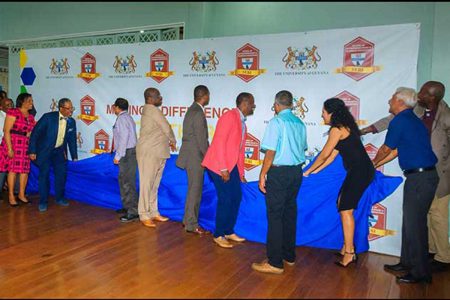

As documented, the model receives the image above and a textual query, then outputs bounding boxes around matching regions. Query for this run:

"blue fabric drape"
[27,153,402,253]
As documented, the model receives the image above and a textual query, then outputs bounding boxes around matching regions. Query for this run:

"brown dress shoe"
[251,261,284,274]
[225,233,245,242]
[186,227,210,235]
[141,219,156,228]
[213,236,233,248]
[152,215,169,222]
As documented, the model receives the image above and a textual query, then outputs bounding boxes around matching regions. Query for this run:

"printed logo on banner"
[113,55,137,74]
[364,143,384,173]
[49,98,57,112]
[47,58,73,79]
[305,147,320,165]
[334,91,367,126]
[276,46,328,76]
[183,50,225,78]
[90,129,110,154]
[335,36,382,81]
[282,46,322,70]
[77,53,100,83]
[77,95,99,126]
[244,133,261,171]
[189,51,219,72]
[369,203,396,241]
[146,49,174,83]
[292,97,309,119]
[229,43,266,82]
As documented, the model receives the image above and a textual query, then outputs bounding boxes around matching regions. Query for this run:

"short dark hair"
[114,97,129,111]
[194,85,209,101]
[0,90,7,99]
[0,97,13,107]
[16,93,32,108]
[58,98,71,108]
[144,87,160,104]
[275,90,293,107]
[236,92,253,107]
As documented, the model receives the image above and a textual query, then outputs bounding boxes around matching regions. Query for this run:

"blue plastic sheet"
[27,153,402,253]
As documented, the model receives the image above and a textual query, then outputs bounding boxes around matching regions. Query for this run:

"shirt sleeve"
[384,118,401,149]
[6,108,19,118]
[113,117,126,161]
[261,119,279,151]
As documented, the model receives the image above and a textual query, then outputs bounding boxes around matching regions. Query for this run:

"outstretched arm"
[311,149,339,174]
[374,147,397,168]
[304,127,341,176]
[372,144,393,168]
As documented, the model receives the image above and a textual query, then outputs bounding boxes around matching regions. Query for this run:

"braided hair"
[324,98,360,136]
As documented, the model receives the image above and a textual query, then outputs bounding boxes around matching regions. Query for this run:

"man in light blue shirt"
[252,90,307,275]
[112,97,139,223]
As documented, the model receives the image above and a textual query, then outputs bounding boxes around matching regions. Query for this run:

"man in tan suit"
[176,85,210,235]
[137,88,177,228]
[362,81,450,272]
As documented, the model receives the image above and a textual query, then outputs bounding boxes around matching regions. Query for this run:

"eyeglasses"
[61,106,75,112]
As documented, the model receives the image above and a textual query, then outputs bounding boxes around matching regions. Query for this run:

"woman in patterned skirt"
[0,93,36,206]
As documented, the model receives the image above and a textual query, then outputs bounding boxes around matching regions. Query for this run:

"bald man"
[136,88,177,228]
[362,81,450,273]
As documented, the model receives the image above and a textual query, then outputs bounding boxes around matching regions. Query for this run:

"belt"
[10,130,27,136]
[403,166,435,175]
[271,164,303,168]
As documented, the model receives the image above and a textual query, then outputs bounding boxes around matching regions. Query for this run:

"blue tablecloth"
[27,153,402,253]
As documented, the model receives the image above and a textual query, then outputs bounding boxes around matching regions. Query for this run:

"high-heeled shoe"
[17,197,31,204]
[8,196,19,207]
[334,251,358,267]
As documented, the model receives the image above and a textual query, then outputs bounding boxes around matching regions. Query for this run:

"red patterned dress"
[0,108,36,173]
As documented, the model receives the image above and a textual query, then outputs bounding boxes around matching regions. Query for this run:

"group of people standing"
[1,79,448,285]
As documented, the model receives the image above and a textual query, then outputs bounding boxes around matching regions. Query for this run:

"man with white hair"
[362,81,450,273]
[372,87,439,284]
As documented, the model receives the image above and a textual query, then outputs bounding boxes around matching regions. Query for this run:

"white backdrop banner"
[23,23,420,256]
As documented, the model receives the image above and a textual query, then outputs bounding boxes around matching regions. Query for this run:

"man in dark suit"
[28,98,78,212]
[176,85,210,235]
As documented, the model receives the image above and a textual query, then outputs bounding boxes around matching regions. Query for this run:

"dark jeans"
[38,147,67,204]
[118,148,138,215]
[401,169,439,278]
[265,164,303,269]
[208,167,242,238]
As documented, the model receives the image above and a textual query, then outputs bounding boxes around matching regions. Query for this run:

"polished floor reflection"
[0,195,449,299]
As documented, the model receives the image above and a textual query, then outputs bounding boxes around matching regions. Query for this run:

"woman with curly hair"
[304,98,375,267]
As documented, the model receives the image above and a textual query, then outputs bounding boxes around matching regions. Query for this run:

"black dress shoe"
[430,259,450,273]
[384,263,409,273]
[396,273,432,284]
[120,214,139,223]
[115,208,127,214]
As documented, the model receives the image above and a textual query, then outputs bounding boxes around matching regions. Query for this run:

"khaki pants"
[137,154,166,221]
[428,194,450,263]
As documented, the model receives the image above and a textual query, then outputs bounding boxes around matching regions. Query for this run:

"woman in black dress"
[304,98,375,267]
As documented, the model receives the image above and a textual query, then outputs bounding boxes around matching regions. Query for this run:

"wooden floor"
[0,195,449,299]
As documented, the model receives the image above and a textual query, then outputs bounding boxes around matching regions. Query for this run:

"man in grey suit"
[137,87,177,228]
[176,85,211,235]
[362,81,450,273]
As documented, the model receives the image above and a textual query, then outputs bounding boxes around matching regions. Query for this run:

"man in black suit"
[28,98,78,212]
[176,85,210,235]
